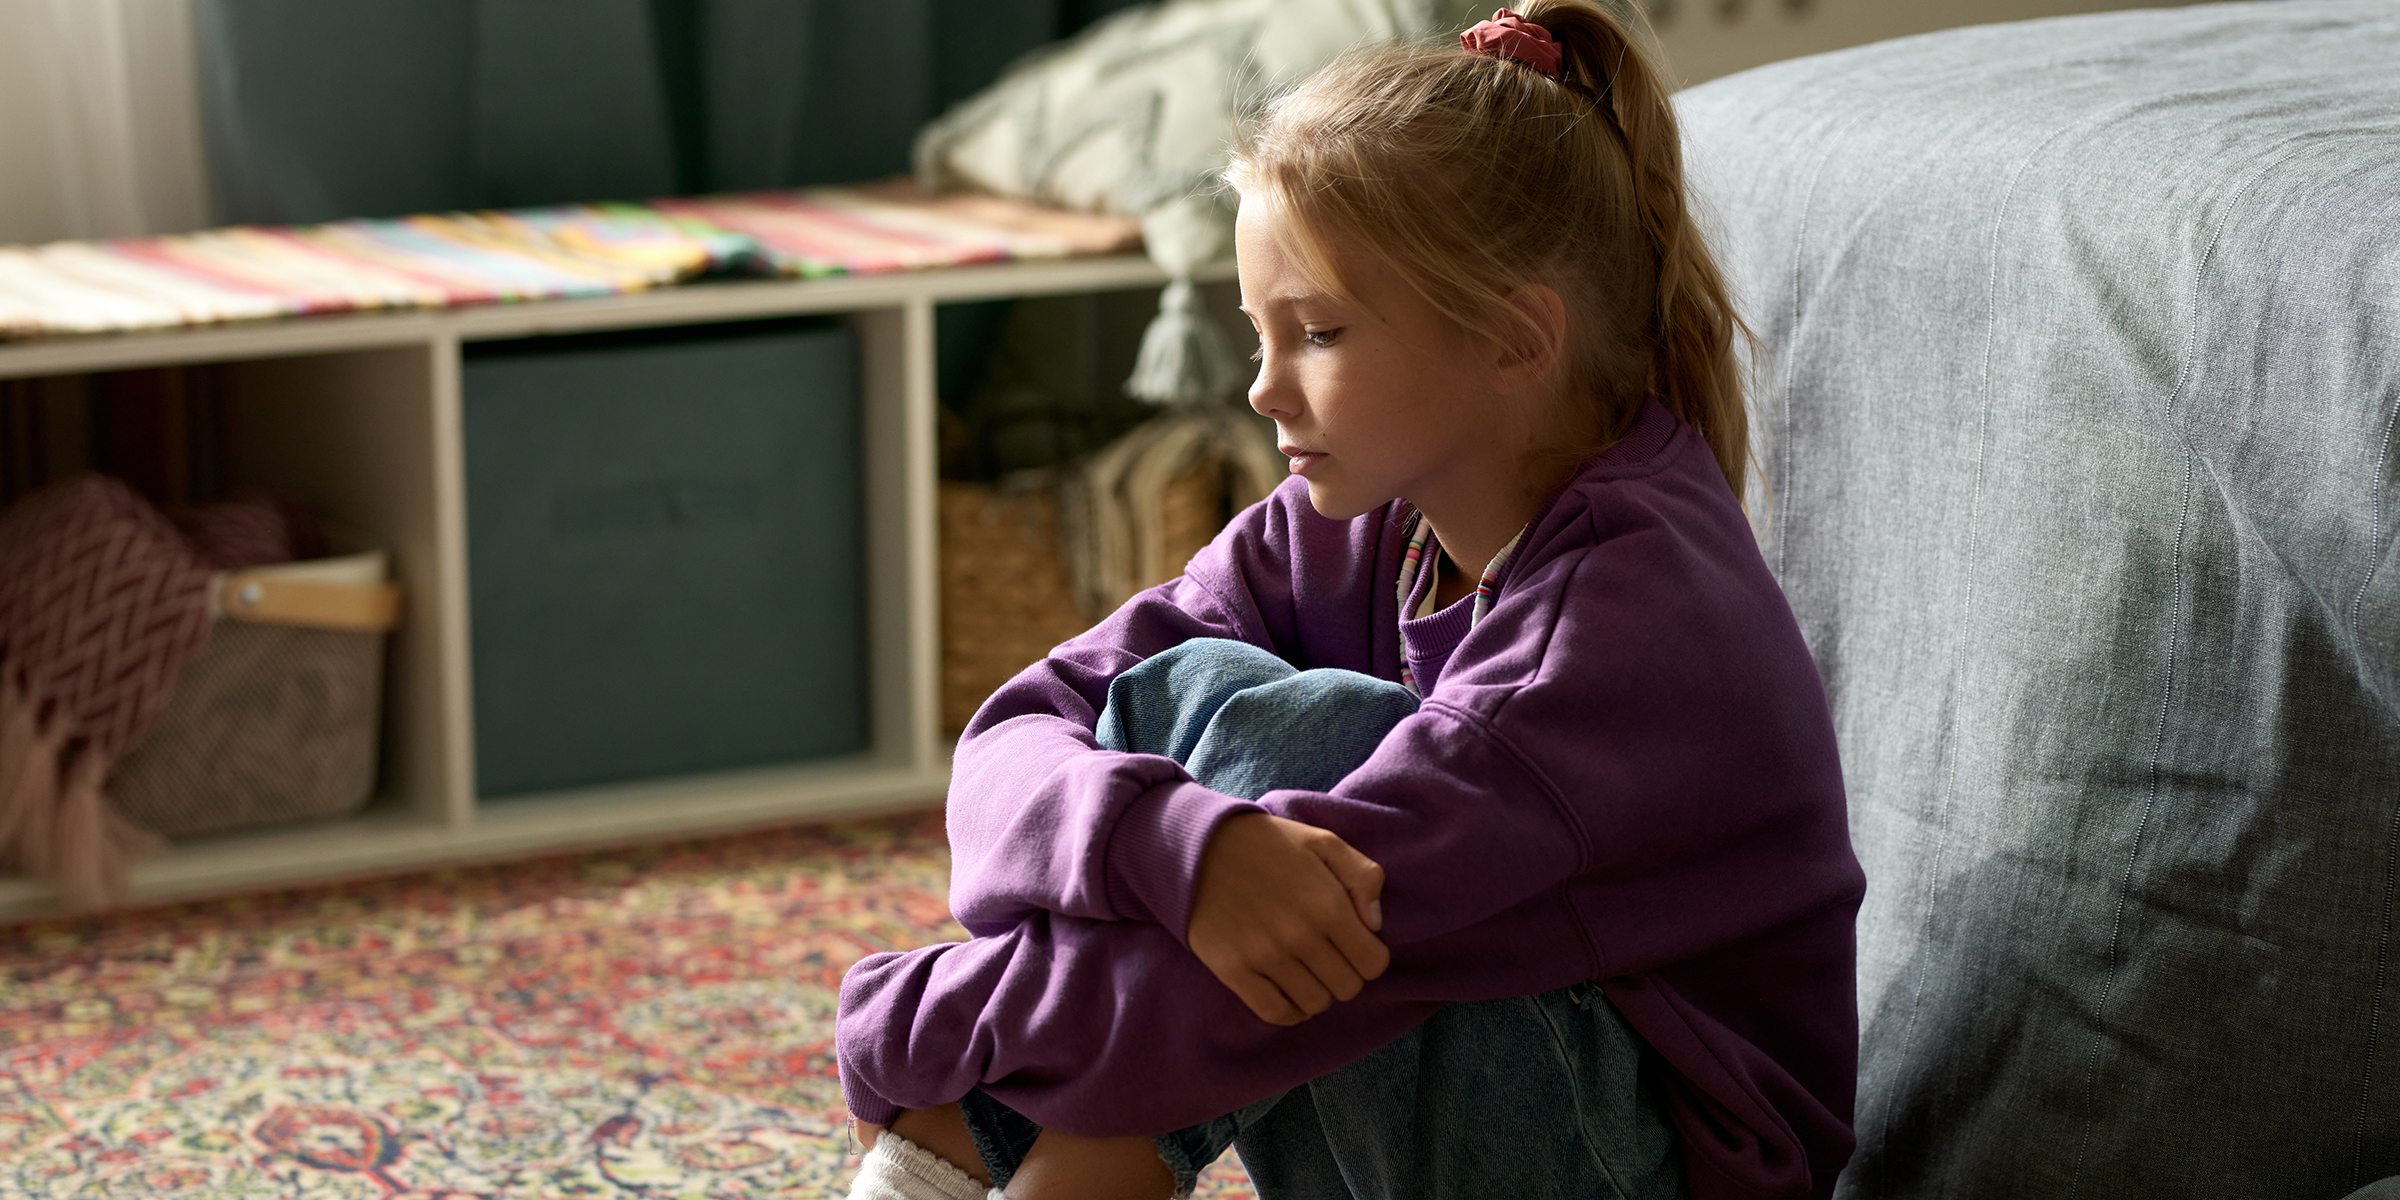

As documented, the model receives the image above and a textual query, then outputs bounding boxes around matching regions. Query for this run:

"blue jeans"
[960,639,1684,1199]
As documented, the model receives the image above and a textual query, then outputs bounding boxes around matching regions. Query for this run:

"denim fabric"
[1094,637,1420,801]
[1150,1091,1292,1197]
[1234,982,1682,1200]
[963,639,1682,1198]
[955,1088,1043,1191]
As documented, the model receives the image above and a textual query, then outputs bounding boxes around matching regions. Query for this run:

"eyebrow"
[1237,292,1333,319]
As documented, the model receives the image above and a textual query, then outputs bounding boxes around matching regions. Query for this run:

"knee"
[1217,668,1418,735]
[1182,669,1417,797]
[1130,638,1290,689]
[1099,638,1293,758]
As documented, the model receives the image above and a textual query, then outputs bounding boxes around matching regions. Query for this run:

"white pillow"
[916,0,1442,404]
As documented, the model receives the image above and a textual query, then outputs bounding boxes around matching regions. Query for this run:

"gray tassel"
[1124,278,1245,407]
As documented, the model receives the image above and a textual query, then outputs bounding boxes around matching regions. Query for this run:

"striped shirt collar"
[1394,509,1524,693]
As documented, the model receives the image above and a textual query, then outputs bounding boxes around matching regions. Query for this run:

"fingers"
[1263,957,1337,1020]
[1240,955,1342,1026]
[1228,969,1305,1025]
[1298,828,1391,981]
[1218,928,1348,1024]
[1305,831,1387,933]
[1327,906,1393,983]
[1221,920,1368,1024]
[1251,922,1376,1025]
[1187,813,1394,1026]
[1288,934,1365,1006]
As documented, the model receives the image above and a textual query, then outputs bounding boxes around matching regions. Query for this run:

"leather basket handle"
[219,573,404,632]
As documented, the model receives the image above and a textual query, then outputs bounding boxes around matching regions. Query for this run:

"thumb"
[1308,833,1385,933]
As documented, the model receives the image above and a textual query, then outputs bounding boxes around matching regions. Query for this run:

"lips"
[1279,446,1325,475]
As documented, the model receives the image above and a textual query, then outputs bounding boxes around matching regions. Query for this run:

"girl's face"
[1235,196,1524,524]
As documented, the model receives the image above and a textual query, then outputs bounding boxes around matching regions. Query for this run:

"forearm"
[834,879,1616,1138]
[838,909,1449,1137]
[943,574,1271,933]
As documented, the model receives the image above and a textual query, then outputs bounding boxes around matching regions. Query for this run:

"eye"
[1249,345,1263,363]
[1305,328,1342,348]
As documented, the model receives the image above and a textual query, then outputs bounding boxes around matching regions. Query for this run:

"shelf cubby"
[0,254,1229,916]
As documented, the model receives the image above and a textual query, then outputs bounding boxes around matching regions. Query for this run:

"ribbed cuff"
[1100,779,1263,940]
[845,1085,903,1129]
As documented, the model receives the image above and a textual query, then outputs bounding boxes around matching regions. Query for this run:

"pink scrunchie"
[1460,8,1563,79]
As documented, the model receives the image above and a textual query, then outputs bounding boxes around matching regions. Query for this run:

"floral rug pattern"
[0,814,1253,1199]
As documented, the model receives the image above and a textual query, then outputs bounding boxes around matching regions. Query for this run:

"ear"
[1492,283,1568,395]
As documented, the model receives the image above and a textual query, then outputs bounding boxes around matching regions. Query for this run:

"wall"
[0,0,2202,247]
[0,0,214,247]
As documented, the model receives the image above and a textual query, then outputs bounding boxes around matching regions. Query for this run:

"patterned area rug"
[0,813,1255,1199]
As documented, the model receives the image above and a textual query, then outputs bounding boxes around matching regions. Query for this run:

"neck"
[1415,379,1590,580]
[1417,458,1568,581]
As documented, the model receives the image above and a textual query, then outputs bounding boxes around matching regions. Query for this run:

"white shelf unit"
[0,253,1225,917]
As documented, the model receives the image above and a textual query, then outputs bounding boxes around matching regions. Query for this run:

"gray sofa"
[1676,2,2400,1195]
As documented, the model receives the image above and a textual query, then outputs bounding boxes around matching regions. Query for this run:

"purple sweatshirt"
[838,401,1863,1200]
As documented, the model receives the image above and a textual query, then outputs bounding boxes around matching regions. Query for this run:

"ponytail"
[1229,0,1751,496]
[1524,0,1751,495]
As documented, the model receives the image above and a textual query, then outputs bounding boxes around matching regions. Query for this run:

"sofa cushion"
[1678,2,2400,1194]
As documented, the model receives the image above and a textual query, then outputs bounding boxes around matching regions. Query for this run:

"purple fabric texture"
[837,401,1864,1199]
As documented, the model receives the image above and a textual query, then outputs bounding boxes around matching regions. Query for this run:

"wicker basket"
[110,552,401,839]
[939,457,1227,734]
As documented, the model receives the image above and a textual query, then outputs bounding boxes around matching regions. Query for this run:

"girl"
[839,4,1862,1198]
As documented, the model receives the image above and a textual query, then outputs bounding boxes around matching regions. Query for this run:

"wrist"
[1101,779,1264,937]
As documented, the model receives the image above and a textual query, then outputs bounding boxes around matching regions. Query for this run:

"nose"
[1249,345,1298,422]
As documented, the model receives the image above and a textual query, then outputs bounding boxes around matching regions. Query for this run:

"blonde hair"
[1223,0,1750,494]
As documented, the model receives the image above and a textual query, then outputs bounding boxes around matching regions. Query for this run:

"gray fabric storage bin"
[1679,2,2399,1195]
[463,318,864,799]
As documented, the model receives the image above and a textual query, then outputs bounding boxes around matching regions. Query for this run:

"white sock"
[845,1131,992,1200]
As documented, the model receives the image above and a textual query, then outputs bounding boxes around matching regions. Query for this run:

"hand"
[1186,813,1390,1025]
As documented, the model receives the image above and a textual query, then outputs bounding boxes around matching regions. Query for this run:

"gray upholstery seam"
[2064,123,2293,1199]
[2125,134,2394,668]
[1774,148,1832,581]
[2353,400,2397,638]
[2360,796,2400,1186]
[2360,340,2400,1186]
[2065,449,2189,1196]
[1874,114,2095,1197]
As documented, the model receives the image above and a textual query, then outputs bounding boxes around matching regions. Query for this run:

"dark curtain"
[197,0,1149,225]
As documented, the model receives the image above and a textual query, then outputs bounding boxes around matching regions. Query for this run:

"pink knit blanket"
[0,475,299,905]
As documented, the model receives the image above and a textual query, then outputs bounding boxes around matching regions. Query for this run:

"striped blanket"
[0,183,1142,339]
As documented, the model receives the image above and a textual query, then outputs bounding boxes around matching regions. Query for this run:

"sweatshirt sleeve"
[837,909,1437,1133]
[841,701,1599,1135]
[942,573,1265,938]
[941,493,1324,939]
